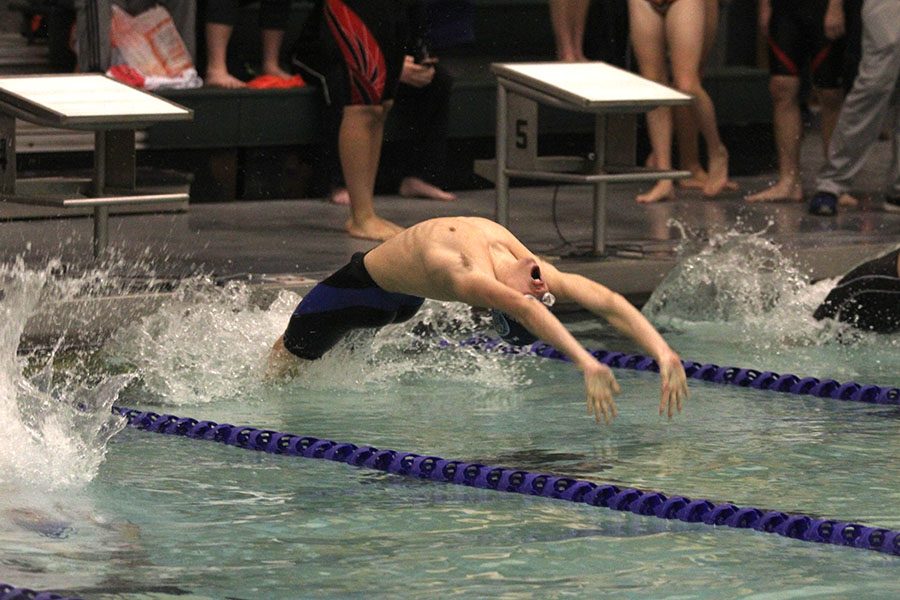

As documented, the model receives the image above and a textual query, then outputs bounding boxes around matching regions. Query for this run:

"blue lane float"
[457,336,900,405]
[0,583,80,600]
[112,406,900,557]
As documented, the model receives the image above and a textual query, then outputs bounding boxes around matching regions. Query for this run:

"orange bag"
[110,5,193,78]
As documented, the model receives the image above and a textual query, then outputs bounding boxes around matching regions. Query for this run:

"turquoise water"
[1,237,899,598]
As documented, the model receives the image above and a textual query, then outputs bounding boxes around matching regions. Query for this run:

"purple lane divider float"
[112,406,900,557]
[0,583,81,600]
[457,336,900,405]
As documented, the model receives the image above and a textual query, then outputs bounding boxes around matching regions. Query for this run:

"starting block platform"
[0,74,193,256]
[474,62,692,255]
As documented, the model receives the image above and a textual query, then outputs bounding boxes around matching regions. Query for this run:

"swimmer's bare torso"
[363,216,545,305]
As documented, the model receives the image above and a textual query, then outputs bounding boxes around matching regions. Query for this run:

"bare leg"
[675,0,718,188]
[205,23,246,88]
[667,0,729,197]
[747,75,804,202]
[266,336,299,379]
[550,0,590,61]
[261,28,292,78]
[628,0,675,202]
[340,103,404,241]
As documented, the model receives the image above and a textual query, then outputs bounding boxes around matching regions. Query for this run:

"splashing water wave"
[640,227,898,381]
[105,281,526,405]
[0,259,127,490]
[643,227,811,324]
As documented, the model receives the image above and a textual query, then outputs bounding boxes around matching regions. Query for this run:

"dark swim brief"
[813,248,900,333]
[646,0,679,16]
[283,252,425,359]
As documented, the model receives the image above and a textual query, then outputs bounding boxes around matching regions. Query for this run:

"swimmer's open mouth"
[531,266,541,280]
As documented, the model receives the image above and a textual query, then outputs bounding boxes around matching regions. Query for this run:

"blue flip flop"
[809,191,838,216]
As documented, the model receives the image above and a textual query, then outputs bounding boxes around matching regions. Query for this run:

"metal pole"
[495,82,509,226]
[85,0,103,72]
[592,115,608,255]
[93,205,108,258]
[0,113,16,196]
[93,130,107,257]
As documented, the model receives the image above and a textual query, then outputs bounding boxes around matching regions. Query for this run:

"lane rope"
[111,405,900,557]
[457,336,900,405]
[0,583,81,600]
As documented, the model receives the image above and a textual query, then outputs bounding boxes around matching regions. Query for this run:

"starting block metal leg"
[93,205,108,257]
[496,84,540,227]
[495,83,509,226]
[91,129,136,257]
[592,182,607,255]
[592,115,608,255]
[0,113,14,196]
[104,129,136,190]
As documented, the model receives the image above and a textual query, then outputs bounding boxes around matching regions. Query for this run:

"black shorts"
[768,0,847,89]
[283,252,425,359]
[322,0,407,105]
[813,249,900,333]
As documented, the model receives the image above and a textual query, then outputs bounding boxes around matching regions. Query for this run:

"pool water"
[1,236,898,599]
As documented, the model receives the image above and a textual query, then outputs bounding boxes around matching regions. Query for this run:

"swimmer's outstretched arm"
[452,271,621,425]
[540,264,688,419]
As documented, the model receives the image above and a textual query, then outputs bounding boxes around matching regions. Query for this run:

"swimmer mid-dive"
[269,216,688,425]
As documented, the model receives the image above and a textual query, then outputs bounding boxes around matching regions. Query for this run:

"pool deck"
[1,131,898,345]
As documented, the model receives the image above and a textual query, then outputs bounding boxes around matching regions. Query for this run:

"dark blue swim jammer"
[283,252,425,359]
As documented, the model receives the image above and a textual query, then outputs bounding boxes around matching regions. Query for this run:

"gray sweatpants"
[816,0,900,198]
[75,0,196,73]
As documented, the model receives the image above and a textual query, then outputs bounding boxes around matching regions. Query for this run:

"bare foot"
[669,166,739,192]
[398,176,456,201]
[345,216,405,241]
[746,179,803,203]
[702,145,730,197]
[838,193,859,207]
[678,168,707,189]
[264,65,294,79]
[329,187,350,206]
[637,180,675,203]
[205,69,247,89]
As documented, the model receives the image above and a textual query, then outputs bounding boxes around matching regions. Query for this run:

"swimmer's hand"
[583,362,620,425]
[657,351,688,419]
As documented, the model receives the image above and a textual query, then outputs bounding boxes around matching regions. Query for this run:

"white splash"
[103,279,291,405]
[0,259,127,490]
[105,284,526,404]
[643,226,811,324]
[640,227,899,380]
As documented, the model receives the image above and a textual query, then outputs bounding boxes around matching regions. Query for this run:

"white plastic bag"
[110,5,194,78]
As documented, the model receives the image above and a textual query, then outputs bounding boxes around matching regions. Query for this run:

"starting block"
[0,74,193,257]
[474,62,692,255]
